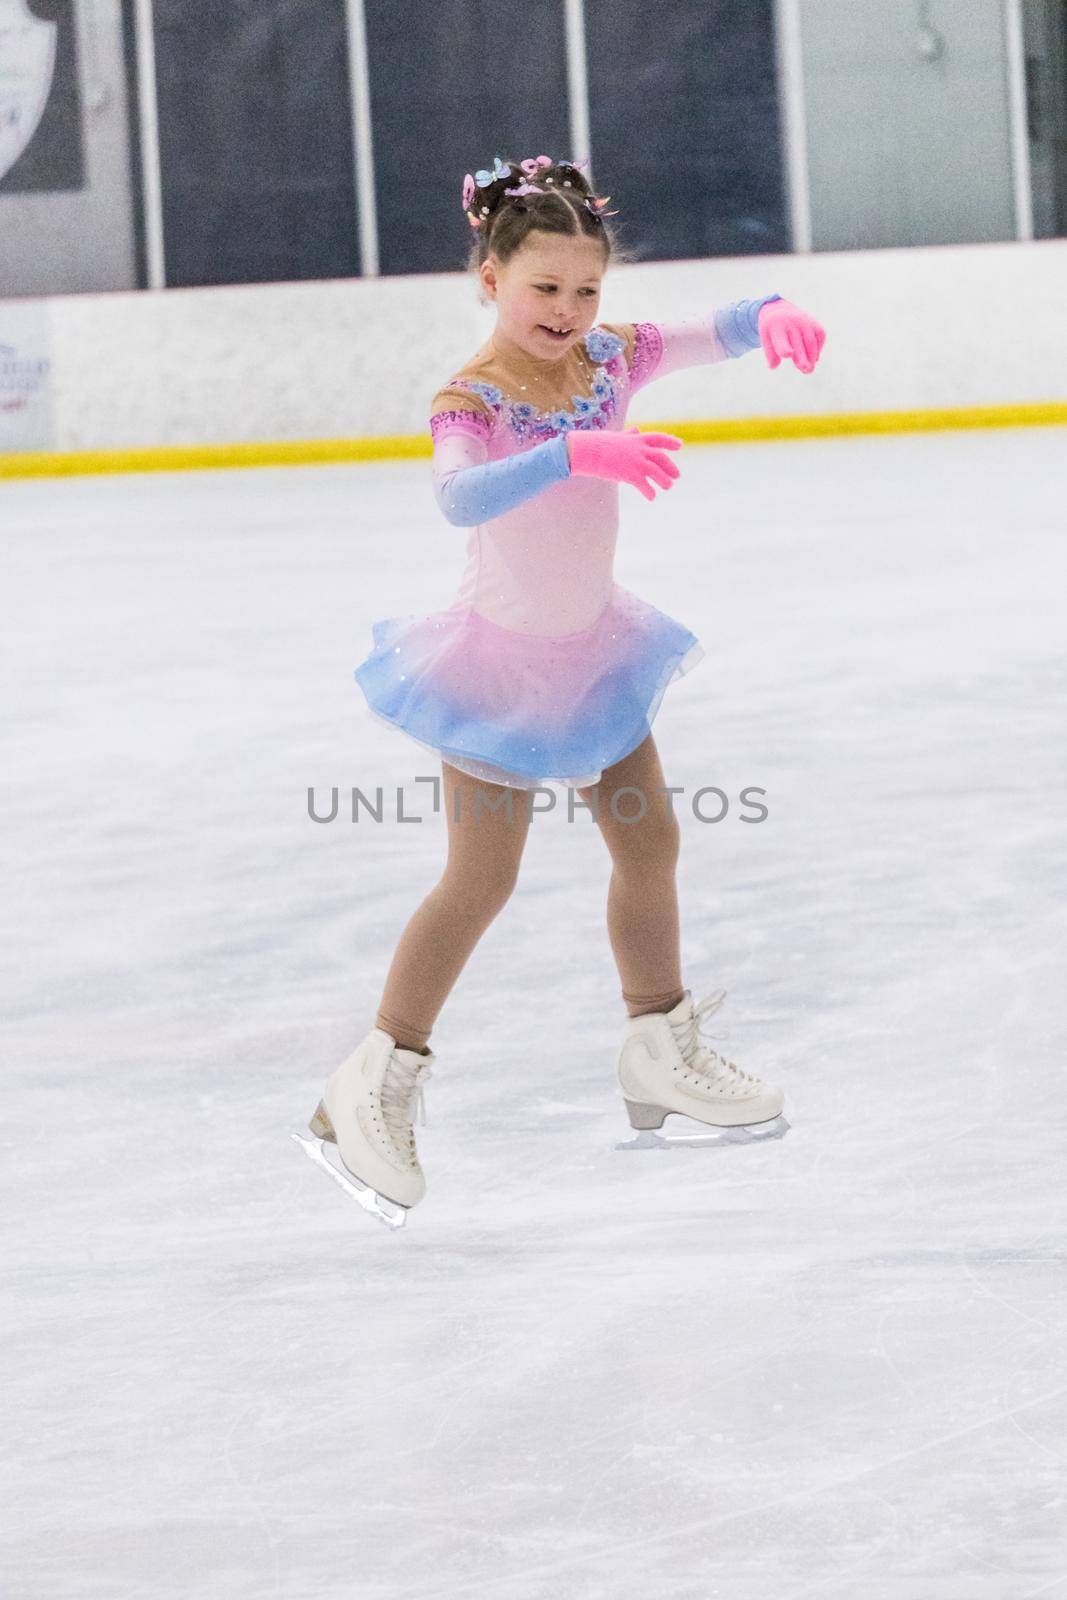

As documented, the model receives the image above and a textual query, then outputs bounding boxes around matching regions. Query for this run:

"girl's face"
[481,232,606,362]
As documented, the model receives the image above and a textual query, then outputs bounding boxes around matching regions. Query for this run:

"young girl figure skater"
[296,153,826,1228]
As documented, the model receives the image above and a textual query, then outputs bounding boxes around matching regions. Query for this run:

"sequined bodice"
[445,326,628,445]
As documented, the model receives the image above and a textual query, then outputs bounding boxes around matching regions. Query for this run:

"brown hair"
[463,157,638,294]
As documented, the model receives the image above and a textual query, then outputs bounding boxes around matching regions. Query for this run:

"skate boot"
[617,988,784,1131]
[292,1027,435,1229]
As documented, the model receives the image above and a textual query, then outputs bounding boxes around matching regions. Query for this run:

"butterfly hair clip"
[474,155,511,187]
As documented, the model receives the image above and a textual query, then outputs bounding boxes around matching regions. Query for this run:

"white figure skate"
[617,988,786,1143]
[291,1026,435,1229]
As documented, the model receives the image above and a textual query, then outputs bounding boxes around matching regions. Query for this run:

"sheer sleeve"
[621,296,782,395]
[429,413,571,528]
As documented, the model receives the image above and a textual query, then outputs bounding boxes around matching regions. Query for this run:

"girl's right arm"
[429,384,684,523]
[430,412,571,528]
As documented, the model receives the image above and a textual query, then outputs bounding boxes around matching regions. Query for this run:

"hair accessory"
[474,155,510,187]
[585,193,619,219]
[462,153,618,229]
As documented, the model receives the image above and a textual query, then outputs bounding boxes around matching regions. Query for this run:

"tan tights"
[374,732,686,1053]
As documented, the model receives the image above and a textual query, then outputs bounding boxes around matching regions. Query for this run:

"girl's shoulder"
[432,338,505,396]
[591,321,667,389]
[429,351,498,439]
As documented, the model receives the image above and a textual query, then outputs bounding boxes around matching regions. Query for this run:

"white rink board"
[0,238,1065,452]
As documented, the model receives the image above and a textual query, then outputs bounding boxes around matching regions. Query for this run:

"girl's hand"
[757,299,826,374]
[567,425,682,502]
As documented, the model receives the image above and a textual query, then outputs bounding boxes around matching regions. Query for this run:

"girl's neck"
[489,324,580,374]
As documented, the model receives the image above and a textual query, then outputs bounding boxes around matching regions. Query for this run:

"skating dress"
[353,298,779,789]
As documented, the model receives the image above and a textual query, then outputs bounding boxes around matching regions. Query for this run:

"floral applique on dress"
[449,327,627,445]
[583,328,627,365]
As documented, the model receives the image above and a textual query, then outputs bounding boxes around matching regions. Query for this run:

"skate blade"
[290,1132,408,1229]
[615,1112,790,1152]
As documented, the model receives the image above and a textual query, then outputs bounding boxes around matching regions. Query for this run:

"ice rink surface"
[3,427,1066,1599]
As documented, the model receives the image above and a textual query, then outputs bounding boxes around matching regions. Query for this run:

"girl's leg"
[576,732,686,1019]
[374,761,533,1051]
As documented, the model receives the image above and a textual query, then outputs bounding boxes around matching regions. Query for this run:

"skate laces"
[673,991,760,1086]
[379,1053,433,1165]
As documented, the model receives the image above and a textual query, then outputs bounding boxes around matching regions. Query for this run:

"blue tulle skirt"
[353,582,705,789]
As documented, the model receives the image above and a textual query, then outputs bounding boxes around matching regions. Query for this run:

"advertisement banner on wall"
[0,300,54,451]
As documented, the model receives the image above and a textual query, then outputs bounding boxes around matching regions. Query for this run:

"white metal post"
[132,0,165,287]
[774,0,812,253]
[344,0,378,276]
[1004,0,1034,241]
[563,0,593,186]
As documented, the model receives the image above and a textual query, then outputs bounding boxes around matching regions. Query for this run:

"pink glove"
[757,299,827,374]
[567,425,682,501]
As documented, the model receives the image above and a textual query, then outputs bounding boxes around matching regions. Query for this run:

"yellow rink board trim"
[2,401,1066,480]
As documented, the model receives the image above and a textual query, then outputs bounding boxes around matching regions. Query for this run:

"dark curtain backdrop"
[145,0,785,286]
[365,0,573,275]
[152,0,360,287]
[585,0,788,259]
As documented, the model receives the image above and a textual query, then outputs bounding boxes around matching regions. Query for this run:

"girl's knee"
[653,810,682,869]
[611,804,680,872]
[438,862,520,921]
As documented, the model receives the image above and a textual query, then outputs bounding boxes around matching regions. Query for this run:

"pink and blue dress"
[353,298,779,789]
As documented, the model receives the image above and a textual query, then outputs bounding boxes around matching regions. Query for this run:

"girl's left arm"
[606,296,826,396]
